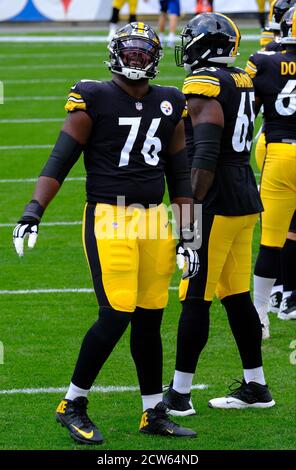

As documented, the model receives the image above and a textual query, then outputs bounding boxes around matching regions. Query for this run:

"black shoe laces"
[155,406,180,429]
[73,400,94,428]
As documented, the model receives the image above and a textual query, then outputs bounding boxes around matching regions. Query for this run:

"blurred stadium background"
[0,0,295,453]
[0,1,272,22]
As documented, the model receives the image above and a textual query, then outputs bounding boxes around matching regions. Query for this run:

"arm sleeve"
[165,148,193,200]
[192,123,223,172]
[40,131,83,184]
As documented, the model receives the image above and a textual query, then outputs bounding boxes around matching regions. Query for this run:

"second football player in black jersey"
[163,12,275,415]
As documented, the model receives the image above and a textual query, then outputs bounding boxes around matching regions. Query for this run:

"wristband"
[19,199,44,223]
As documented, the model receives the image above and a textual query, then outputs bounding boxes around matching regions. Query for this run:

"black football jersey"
[246,50,296,144]
[65,80,186,206]
[264,39,282,53]
[183,66,263,216]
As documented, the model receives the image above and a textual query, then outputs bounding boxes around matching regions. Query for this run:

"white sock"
[108,23,117,40]
[173,370,194,394]
[254,275,276,313]
[271,284,283,295]
[142,393,163,411]
[159,33,165,44]
[282,290,292,300]
[65,382,90,401]
[167,32,175,43]
[244,367,266,385]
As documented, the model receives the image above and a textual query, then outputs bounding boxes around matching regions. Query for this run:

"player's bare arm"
[189,96,224,203]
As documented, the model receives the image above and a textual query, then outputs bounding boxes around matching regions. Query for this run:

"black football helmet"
[106,22,163,80]
[175,12,241,72]
[269,0,296,31]
[280,5,296,43]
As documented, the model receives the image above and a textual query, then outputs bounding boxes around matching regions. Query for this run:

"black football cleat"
[208,379,275,409]
[269,290,282,313]
[56,397,104,445]
[139,402,197,438]
[163,382,196,416]
[278,292,296,320]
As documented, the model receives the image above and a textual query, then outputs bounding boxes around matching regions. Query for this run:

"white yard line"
[4,78,72,84]
[0,221,82,228]
[0,118,64,123]
[0,383,208,395]
[0,63,97,70]
[4,96,65,101]
[0,177,84,183]
[0,286,179,294]
[0,34,259,43]
[3,76,180,85]
[0,36,109,43]
[0,144,52,150]
[0,52,103,59]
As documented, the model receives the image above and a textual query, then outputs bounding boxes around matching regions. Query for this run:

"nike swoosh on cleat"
[165,428,174,434]
[71,424,94,439]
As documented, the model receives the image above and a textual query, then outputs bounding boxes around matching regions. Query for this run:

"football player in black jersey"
[247,1,296,335]
[246,7,296,337]
[163,12,275,415]
[13,22,199,443]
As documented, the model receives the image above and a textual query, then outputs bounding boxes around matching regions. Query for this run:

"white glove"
[176,242,200,279]
[13,222,39,257]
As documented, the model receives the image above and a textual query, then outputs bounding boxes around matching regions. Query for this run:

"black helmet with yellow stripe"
[175,12,241,73]
[107,22,163,80]
[269,0,296,31]
[280,5,296,43]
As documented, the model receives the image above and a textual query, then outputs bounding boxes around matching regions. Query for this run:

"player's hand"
[13,219,39,257]
[176,242,200,279]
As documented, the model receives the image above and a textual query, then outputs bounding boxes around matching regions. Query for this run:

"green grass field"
[0,27,295,451]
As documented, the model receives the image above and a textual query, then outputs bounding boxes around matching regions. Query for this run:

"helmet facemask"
[107,24,163,80]
[176,29,238,73]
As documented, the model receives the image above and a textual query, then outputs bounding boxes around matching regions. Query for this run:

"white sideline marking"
[0,287,179,295]
[0,177,84,183]
[0,221,82,228]
[0,384,208,395]
[0,34,259,43]
[0,118,64,123]
[0,144,52,150]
